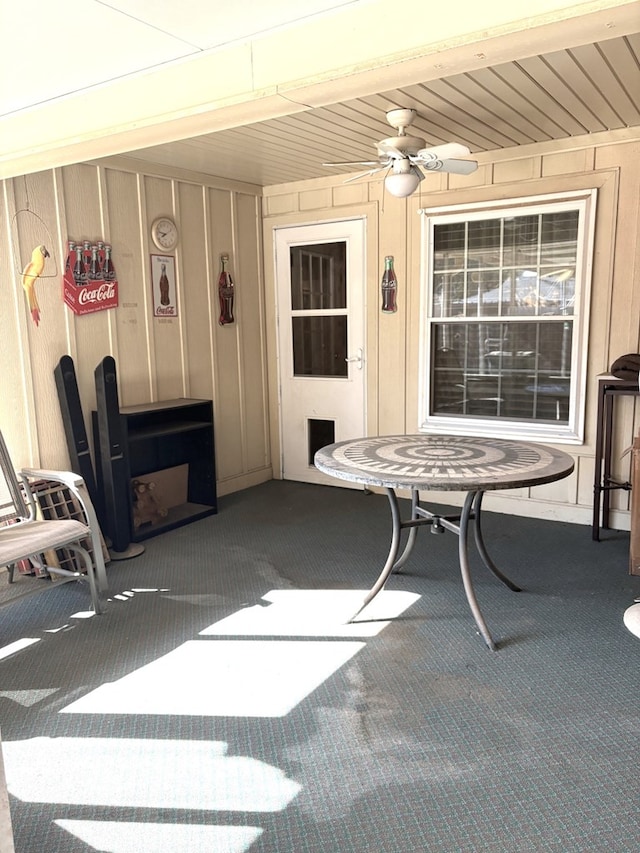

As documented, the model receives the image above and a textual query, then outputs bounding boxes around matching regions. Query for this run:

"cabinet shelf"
[127,421,211,442]
[132,501,216,542]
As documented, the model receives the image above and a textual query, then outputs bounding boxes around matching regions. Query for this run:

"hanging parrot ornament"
[21,244,50,326]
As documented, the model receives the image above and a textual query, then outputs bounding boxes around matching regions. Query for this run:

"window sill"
[420,416,584,446]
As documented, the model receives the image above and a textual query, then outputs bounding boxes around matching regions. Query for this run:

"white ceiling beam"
[1,0,638,179]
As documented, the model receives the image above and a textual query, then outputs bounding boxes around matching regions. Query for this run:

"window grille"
[420,190,596,443]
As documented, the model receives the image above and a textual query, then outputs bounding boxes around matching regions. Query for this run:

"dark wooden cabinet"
[94,398,217,544]
[122,398,217,541]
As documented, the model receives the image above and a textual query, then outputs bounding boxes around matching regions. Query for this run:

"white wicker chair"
[0,431,107,614]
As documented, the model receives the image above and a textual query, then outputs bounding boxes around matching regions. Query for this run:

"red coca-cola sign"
[62,239,119,316]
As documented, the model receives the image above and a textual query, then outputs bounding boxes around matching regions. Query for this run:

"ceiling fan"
[324,108,478,198]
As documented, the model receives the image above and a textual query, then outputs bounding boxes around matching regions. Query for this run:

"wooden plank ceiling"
[122,33,640,187]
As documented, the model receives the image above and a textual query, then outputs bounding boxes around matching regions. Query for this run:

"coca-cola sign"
[150,254,177,317]
[63,238,119,316]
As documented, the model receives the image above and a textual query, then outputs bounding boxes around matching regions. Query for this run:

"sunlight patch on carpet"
[200,589,420,637]
[55,821,262,853]
[5,738,300,811]
[59,640,365,717]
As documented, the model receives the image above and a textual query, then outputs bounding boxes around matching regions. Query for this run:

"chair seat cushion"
[0,519,90,567]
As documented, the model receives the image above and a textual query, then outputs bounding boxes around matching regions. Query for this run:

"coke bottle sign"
[62,239,119,315]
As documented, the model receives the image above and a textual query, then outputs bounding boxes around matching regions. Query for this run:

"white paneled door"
[275,219,366,485]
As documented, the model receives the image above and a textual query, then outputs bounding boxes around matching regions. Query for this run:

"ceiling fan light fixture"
[385,169,421,198]
[323,108,477,195]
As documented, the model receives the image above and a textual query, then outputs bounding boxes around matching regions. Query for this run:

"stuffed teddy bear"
[132,479,168,529]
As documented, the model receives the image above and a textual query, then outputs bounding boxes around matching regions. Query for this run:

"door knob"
[345,347,363,369]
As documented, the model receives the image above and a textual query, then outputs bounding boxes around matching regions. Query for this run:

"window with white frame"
[420,190,597,443]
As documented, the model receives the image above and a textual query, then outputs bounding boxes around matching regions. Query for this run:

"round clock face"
[151,217,178,251]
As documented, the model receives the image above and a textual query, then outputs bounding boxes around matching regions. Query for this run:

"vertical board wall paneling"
[595,142,640,360]
[593,143,640,513]
[208,187,244,481]
[0,179,39,467]
[104,167,153,407]
[145,175,185,402]
[235,192,270,473]
[376,190,409,435]
[16,170,73,468]
[178,181,214,404]
[61,164,113,424]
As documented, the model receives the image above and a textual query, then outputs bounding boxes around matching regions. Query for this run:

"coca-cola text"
[78,282,116,305]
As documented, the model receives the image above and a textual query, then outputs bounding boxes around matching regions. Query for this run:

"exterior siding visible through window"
[419,190,597,444]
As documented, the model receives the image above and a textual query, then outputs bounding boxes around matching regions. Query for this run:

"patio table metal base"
[314,434,575,651]
[351,488,521,650]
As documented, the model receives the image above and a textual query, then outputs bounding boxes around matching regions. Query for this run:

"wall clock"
[150,217,179,251]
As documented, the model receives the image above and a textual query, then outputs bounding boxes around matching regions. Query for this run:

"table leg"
[350,488,515,648]
[459,492,497,651]
[393,489,420,571]
[350,487,404,619]
[472,492,521,591]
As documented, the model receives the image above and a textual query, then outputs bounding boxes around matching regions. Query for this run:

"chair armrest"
[21,468,84,489]
[20,469,100,543]
[19,467,110,587]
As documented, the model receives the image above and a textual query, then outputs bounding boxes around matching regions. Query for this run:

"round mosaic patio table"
[315,435,574,650]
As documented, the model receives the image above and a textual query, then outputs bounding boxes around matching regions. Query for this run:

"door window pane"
[290,243,346,310]
[292,317,348,377]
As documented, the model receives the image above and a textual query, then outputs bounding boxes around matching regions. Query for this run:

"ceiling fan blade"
[343,166,387,183]
[376,142,407,160]
[422,158,479,175]
[416,143,472,161]
[323,160,382,167]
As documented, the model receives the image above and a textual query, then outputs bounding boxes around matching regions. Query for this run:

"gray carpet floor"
[0,480,638,853]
